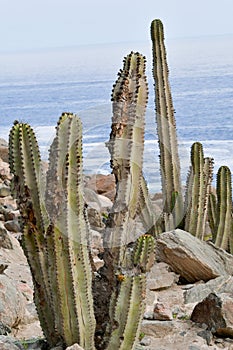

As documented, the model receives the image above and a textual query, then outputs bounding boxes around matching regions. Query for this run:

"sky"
[0,0,233,52]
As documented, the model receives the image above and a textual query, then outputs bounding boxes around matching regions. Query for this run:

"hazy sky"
[0,0,233,52]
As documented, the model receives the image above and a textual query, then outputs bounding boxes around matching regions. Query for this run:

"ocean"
[0,35,233,193]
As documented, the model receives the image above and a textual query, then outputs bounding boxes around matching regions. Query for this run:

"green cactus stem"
[184,142,214,240]
[214,166,233,251]
[151,19,183,228]
[9,114,96,349]
[106,235,155,350]
[9,122,60,346]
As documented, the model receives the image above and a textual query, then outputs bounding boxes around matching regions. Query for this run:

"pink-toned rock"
[147,262,179,291]
[153,302,173,321]
[85,174,116,201]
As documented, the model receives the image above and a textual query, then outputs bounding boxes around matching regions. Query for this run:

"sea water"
[0,36,232,193]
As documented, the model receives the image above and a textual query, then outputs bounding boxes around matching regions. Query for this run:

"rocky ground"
[0,138,233,350]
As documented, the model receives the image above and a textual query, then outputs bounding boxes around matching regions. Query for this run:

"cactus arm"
[184,142,213,239]
[105,52,148,265]
[214,166,233,250]
[106,275,146,350]
[45,114,96,349]
[8,123,59,346]
[106,235,155,350]
[208,191,217,239]
[137,176,157,236]
[150,19,183,226]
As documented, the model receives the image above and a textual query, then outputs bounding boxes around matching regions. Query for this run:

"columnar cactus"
[106,51,152,265]
[213,166,233,251]
[151,19,183,228]
[184,142,214,239]
[9,115,96,349]
[99,52,155,349]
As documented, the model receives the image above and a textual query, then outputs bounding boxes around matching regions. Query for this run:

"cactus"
[214,166,233,251]
[97,51,155,349]
[105,235,155,350]
[151,19,183,228]
[9,54,155,350]
[105,51,150,265]
[184,142,214,239]
[9,114,96,349]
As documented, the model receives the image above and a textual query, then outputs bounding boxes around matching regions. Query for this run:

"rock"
[0,139,9,163]
[0,322,11,336]
[87,207,105,230]
[191,292,233,337]
[93,256,104,270]
[147,262,179,291]
[184,275,233,304]
[90,230,103,251]
[156,229,233,283]
[85,173,116,201]
[0,207,19,221]
[0,274,26,328]
[97,194,112,211]
[66,344,85,350]
[0,196,17,210]
[0,160,11,181]
[0,222,13,249]
[141,320,176,338]
[0,186,11,198]
[0,263,8,274]
[153,302,173,320]
[4,220,21,233]
[0,340,19,350]
[139,335,151,346]
[140,320,224,349]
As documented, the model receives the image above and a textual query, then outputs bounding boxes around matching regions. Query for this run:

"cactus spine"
[151,19,183,228]
[184,142,214,239]
[9,114,96,349]
[214,166,233,251]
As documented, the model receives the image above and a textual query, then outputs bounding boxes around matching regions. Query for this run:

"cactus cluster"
[8,18,233,350]
[9,53,155,350]
[150,19,233,250]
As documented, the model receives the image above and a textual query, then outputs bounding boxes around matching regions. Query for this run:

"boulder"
[191,292,233,338]
[185,275,233,304]
[156,229,233,283]
[85,173,116,201]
